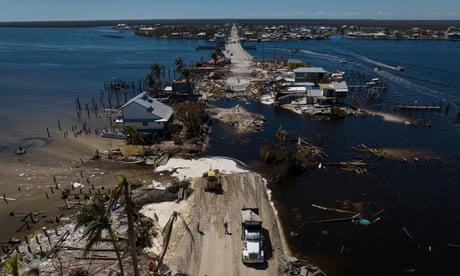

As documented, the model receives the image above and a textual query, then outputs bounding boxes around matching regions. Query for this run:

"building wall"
[124,121,165,131]
[121,103,165,131]
[295,72,325,82]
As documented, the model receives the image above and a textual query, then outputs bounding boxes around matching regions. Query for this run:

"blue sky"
[1,0,459,21]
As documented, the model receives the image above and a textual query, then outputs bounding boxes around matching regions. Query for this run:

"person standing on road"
[224,221,230,235]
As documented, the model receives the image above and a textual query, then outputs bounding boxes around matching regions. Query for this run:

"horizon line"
[0,18,459,29]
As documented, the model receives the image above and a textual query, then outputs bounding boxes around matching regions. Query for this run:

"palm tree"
[156,211,195,273]
[123,125,145,145]
[151,64,162,84]
[111,175,140,276]
[175,57,184,79]
[4,254,20,276]
[211,52,218,64]
[75,195,125,276]
[146,73,155,92]
[182,68,193,94]
[148,63,163,93]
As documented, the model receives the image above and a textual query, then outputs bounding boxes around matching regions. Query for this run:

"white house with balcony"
[118,91,173,132]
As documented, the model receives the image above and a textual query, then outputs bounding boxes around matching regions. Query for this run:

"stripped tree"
[75,195,125,276]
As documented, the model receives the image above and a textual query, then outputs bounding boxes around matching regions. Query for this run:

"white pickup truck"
[241,208,265,264]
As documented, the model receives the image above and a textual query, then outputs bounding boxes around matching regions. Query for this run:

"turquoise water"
[1,26,460,274]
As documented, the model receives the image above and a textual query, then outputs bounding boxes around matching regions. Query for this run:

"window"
[143,122,148,126]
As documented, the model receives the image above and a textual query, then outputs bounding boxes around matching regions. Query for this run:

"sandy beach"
[0,128,150,244]
[0,124,293,275]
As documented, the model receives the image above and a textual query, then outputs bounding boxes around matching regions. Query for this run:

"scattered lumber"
[311,204,358,215]
[307,213,360,224]
[447,243,460,249]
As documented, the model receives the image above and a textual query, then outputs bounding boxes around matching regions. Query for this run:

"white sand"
[140,200,191,257]
[140,156,248,257]
[155,156,248,181]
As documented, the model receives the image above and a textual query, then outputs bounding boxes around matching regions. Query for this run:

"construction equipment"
[241,208,265,264]
[204,169,222,193]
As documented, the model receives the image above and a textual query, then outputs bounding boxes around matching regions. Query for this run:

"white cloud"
[315,11,329,16]
[428,10,460,17]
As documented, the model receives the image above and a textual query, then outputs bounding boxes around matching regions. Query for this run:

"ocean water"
[1,26,460,275]
[0,26,212,147]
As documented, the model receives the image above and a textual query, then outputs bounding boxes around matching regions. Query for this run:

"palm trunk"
[124,182,140,276]
[109,228,125,276]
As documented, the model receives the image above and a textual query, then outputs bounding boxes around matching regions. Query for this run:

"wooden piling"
[46,128,50,138]
[448,243,460,249]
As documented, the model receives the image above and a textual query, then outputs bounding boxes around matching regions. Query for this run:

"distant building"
[287,59,303,69]
[172,79,193,93]
[294,67,327,83]
[118,92,173,132]
[215,32,226,51]
[196,32,207,39]
[444,32,460,40]
[320,81,349,99]
[280,68,349,106]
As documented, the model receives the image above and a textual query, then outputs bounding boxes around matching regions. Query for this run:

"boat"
[395,66,405,72]
[331,70,345,81]
[15,146,26,155]
[339,58,348,64]
[100,130,126,140]
[314,103,331,108]
[260,93,276,105]
[113,23,130,30]
[366,78,383,87]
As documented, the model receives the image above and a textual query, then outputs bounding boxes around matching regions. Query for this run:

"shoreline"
[0,78,308,274]
[0,129,295,274]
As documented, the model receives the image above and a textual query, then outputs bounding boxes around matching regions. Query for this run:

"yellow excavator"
[205,169,222,193]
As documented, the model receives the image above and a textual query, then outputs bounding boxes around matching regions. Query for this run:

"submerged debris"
[280,256,327,276]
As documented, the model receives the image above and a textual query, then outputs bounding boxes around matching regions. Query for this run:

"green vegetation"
[4,254,20,276]
[123,125,147,145]
[146,63,163,93]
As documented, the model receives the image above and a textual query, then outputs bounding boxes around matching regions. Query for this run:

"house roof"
[308,89,323,97]
[294,67,327,74]
[331,81,349,92]
[121,91,173,121]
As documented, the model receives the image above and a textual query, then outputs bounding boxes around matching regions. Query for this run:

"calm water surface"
[1,27,460,275]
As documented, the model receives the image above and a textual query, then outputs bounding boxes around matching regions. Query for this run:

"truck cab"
[241,208,264,264]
